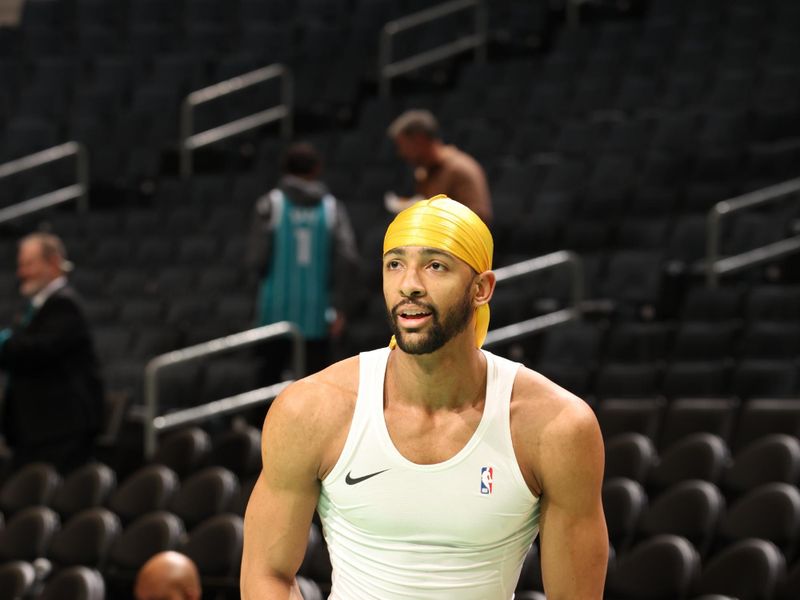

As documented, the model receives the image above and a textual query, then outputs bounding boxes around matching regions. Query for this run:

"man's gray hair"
[387,109,440,139]
[21,232,74,272]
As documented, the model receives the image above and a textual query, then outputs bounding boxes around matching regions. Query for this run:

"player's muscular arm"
[536,399,608,599]
[512,372,608,600]
[241,382,326,600]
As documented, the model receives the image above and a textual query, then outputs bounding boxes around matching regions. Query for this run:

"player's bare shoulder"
[509,364,601,494]
[263,356,360,478]
[511,365,595,428]
[268,355,359,431]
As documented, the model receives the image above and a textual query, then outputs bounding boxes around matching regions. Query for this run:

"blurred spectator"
[0,233,104,474]
[135,551,201,600]
[386,109,493,225]
[247,142,361,378]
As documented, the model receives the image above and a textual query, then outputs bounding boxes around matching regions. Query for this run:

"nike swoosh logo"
[345,468,390,485]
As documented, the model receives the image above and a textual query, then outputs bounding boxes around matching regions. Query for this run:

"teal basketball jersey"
[257,191,334,339]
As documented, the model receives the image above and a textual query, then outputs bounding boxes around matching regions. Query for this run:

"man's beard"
[387,290,474,355]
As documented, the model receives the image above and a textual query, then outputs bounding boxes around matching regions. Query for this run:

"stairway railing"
[179,63,293,178]
[379,0,487,97]
[0,142,89,224]
[705,176,800,287]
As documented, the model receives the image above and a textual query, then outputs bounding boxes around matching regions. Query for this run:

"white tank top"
[317,347,540,599]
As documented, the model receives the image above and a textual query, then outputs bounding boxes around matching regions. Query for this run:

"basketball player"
[241,196,608,599]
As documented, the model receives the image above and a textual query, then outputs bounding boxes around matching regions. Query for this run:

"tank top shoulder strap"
[323,347,391,484]
[483,350,520,411]
[481,350,523,451]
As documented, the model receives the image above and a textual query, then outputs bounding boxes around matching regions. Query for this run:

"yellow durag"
[383,194,494,348]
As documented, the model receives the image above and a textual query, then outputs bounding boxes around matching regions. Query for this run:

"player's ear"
[473,270,496,307]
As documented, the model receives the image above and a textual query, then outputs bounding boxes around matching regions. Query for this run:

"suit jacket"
[0,285,105,446]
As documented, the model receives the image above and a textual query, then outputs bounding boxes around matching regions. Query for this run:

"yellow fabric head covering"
[383,194,494,348]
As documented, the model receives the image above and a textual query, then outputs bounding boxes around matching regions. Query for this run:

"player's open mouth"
[397,308,433,324]
[400,311,431,319]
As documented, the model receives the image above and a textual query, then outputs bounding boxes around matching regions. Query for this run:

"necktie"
[21,302,35,327]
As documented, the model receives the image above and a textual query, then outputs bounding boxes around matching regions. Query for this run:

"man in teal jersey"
[248,142,360,378]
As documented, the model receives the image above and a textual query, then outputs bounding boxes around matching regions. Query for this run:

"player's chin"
[395,332,442,355]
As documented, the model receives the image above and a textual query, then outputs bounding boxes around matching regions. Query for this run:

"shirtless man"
[385,110,493,226]
[241,196,607,599]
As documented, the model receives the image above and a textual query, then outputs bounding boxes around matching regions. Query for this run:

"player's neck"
[386,336,486,411]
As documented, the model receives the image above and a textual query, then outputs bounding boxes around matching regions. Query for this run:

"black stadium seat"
[658,397,740,451]
[594,364,661,399]
[722,434,800,500]
[182,514,244,594]
[636,480,725,559]
[731,360,798,400]
[152,427,212,480]
[0,560,36,600]
[106,465,179,526]
[731,399,800,453]
[168,467,239,530]
[47,507,122,571]
[661,361,731,400]
[602,477,647,554]
[38,566,106,600]
[51,462,117,521]
[210,425,262,480]
[0,462,61,518]
[605,534,700,600]
[596,397,666,441]
[715,483,800,562]
[605,432,657,483]
[104,511,185,595]
[0,506,60,563]
[693,539,786,600]
[648,433,730,493]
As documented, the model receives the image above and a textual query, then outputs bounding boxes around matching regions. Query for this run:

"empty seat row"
[0,507,245,600]
[519,526,800,600]
[606,431,800,499]
[1,424,262,514]
[533,318,800,366]
[603,478,800,586]
[596,397,800,452]
[539,358,800,402]
[0,462,245,530]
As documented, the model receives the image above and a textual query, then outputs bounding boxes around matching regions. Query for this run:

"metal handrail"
[379,0,487,97]
[143,321,305,458]
[179,63,293,178]
[0,142,89,224]
[484,250,584,348]
[705,176,800,287]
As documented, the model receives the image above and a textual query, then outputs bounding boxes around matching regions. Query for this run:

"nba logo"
[480,466,493,495]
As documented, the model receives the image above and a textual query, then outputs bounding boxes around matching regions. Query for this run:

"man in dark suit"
[0,232,104,473]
